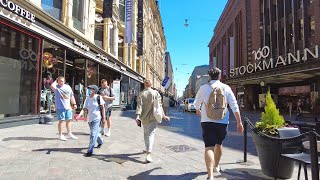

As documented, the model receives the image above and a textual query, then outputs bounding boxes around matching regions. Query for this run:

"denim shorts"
[56,109,73,121]
[106,107,112,118]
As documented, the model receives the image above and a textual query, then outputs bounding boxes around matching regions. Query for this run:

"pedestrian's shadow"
[32,147,146,164]
[2,137,57,141]
[127,167,207,180]
[216,168,272,180]
[94,152,146,164]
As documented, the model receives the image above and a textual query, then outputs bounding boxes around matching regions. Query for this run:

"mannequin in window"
[78,79,84,109]
[43,73,54,111]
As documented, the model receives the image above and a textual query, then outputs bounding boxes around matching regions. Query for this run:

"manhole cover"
[166,145,197,152]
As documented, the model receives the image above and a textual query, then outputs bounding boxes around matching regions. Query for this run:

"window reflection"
[0,22,40,117]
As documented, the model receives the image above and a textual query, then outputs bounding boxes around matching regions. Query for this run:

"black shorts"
[201,122,227,147]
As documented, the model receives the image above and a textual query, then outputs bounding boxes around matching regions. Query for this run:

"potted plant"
[252,90,295,179]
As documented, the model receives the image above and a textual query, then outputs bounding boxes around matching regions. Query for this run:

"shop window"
[118,36,124,62]
[94,13,103,48]
[41,0,62,20]
[119,0,125,22]
[72,0,84,32]
[0,22,41,117]
[87,60,98,86]
[41,40,65,113]
[309,16,315,37]
[64,50,86,110]
[287,0,292,14]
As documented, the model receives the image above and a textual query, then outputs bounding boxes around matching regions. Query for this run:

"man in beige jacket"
[136,79,170,163]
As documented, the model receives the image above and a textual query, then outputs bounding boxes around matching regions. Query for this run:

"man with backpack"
[75,85,106,157]
[194,67,243,180]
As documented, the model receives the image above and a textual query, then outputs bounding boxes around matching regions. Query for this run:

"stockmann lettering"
[230,45,319,77]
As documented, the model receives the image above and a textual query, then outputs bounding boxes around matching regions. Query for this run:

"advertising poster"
[113,80,121,106]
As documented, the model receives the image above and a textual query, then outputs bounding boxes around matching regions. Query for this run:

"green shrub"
[256,90,285,136]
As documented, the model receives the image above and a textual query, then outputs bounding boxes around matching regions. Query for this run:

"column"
[66,0,73,28]
[103,18,110,52]
[62,0,68,24]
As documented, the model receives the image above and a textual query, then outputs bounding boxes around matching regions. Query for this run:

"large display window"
[41,40,65,113]
[0,21,41,118]
[65,50,86,110]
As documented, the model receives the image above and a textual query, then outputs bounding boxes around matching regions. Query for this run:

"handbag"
[153,90,163,123]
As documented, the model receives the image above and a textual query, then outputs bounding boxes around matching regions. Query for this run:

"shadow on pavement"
[127,167,207,180]
[218,168,272,180]
[32,147,146,164]
[2,137,57,141]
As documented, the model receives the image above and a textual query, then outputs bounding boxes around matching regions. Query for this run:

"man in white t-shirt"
[194,67,243,180]
[76,85,106,157]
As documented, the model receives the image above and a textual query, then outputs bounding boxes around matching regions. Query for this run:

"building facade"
[185,65,209,98]
[165,52,174,96]
[144,0,166,91]
[195,74,210,94]
[0,0,166,122]
[209,0,320,112]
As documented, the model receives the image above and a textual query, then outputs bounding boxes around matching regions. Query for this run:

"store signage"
[125,0,133,43]
[0,0,36,22]
[137,0,143,56]
[103,0,113,18]
[112,80,121,106]
[96,54,108,62]
[74,39,89,51]
[230,45,319,77]
[120,66,126,71]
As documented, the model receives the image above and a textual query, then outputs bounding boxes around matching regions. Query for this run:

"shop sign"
[120,66,126,71]
[74,39,89,51]
[230,45,319,77]
[0,0,35,22]
[137,0,143,56]
[125,0,133,43]
[96,53,108,62]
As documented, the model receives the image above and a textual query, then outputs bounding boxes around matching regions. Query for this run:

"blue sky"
[159,0,228,97]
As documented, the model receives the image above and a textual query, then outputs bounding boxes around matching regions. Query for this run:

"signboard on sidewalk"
[113,80,121,106]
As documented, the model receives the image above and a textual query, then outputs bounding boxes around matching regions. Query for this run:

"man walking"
[99,79,115,136]
[135,79,170,163]
[163,94,170,115]
[51,76,78,141]
[76,85,106,157]
[194,68,243,180]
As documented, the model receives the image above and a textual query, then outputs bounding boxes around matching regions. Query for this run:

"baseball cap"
[87,85,99,92]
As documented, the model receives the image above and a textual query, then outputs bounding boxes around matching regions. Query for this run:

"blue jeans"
[87,119,103,153]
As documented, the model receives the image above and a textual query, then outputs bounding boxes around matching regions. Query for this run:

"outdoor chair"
[275,128,320,180]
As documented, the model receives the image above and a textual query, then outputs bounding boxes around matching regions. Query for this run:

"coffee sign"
[0,0,36,22]
[230,45,319,77]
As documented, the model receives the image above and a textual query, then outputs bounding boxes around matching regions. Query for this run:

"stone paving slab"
[0,109,313,179]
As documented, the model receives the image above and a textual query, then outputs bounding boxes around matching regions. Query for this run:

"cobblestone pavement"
[0,109,309,180]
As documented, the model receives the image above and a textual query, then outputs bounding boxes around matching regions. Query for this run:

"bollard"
[309,132,319,180]
[244,119,247,163]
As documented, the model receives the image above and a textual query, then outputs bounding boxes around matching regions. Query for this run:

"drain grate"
[166,145,197,153]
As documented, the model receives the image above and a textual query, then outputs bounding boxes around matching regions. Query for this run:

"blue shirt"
[54,84,74,110]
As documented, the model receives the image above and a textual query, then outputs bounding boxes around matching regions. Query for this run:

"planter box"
[252,133,295,179]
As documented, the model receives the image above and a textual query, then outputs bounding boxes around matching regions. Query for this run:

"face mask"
[87,89,93,96]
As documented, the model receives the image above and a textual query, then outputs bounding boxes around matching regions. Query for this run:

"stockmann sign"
[230,45,319,77]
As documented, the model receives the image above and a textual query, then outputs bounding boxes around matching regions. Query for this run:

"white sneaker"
[146,154,153,163]
[106,129,111,137]
[101,130,105,135]
[213,165,221,173]
[59,134,67,141]
[68,133,78,140]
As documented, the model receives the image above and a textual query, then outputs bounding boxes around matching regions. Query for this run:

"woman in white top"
[76,85,106,157]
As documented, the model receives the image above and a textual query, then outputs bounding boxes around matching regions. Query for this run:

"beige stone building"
[0,0,166,121]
